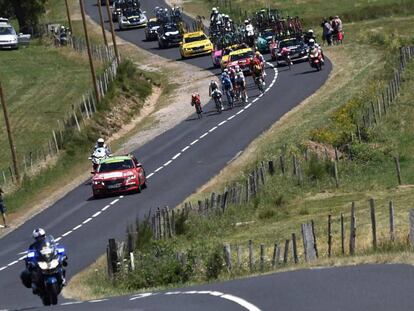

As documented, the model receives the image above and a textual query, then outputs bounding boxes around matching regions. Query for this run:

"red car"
[91,154,147,198]
[226,48,254,75]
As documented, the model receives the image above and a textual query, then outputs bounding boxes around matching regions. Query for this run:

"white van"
[0,18,18,49]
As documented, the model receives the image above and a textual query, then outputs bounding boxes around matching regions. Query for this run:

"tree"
[1,0,46,34]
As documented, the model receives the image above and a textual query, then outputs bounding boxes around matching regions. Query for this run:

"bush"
[305,154,329,181]
[205,245,224,280]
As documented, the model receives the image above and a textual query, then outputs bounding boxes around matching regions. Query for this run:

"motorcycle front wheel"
[47,283,59,305]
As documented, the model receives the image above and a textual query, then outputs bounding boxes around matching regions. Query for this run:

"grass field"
[0,42,93,176]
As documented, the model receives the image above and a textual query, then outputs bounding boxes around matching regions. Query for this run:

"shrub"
[205,245,224,280]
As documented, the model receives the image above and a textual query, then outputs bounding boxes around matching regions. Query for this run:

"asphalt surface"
[0,0,344,310]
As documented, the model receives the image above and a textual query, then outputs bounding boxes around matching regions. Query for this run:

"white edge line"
[0,266,7,271]
[73,224,82,231]
[190,139,199,145]
[172,153,181,160]
[54,237,62,242]
[83,218,92,224]
[8,260,18,266]
[110,199,119,205]
[227,115,235,120]
[181,146,190,152]
[154,166,163,173]
[199,133,208,139]
[62,231,72,237]
[92,211,101,218]
[221,294,261,311]
[209,126,218,132]
[89,299,108,303]
[18,255,26,261]
[218,120,227,126]
[164,160,172,166]
[102,205,110,211]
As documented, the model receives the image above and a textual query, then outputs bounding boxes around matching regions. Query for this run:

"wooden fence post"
[292,233,298,264]
[107,238,118,276]
[260,244,265,271]
[279,154,285,175]
[224,243,232,271]
[237,245,242,268]
[394,156,402,185]
[311,220,318,258]
[334,161,339,188]
[283,239,289,263]
[301,223,317,262]
[268,160,275,175]
[328,215,332,257]
[341,213,345,255]
[369,198,377,249]
[248,240,254,271]
[272,243,279,268]
[349,202,356,255]
[389,201,395,242]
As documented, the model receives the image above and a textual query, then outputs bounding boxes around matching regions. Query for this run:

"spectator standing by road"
[321,18,333,46]
[0,187,8,228]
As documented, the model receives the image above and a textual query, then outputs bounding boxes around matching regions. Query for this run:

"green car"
[256,28,274,54]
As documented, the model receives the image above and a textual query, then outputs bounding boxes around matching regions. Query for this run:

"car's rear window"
[280,39,302,48]
[230,51,253,61]
[148,21,160,28]
[99,159,134,172]
[184,35,207,43]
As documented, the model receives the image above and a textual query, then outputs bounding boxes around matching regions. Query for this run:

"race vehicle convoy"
[226,48,254,74]
[118,7,147,30]
[0,18,18,49]
[157,22,183,48]
[180,31,213,59]
[270,37,309,65]
[91,154,147,198]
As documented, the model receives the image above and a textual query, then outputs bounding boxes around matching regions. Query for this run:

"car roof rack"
[0,17,9,23]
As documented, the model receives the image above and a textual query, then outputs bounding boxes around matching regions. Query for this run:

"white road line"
[252,98,259,103]
[181,146,190,152]
[17,251,28,255]
[154,166,163,173]
[110,199,119,205]
[164,160,172,166]
[236,110,244,115]
[190,139,199,145]
[7,261,18,266]
[221,294,261,311]
[199,133,208,139]
[227,115,235,120]
[146,172,154,178]
[119,195,124,198]
[218,120,227,126]
[18,256,26,261]
[102,205,110,211]
[73,224,82,231]
[172,153,181,160]
[61,301,83,306]
[83,218,92,224]
[245,103,252,108]
[165,291,181,295]
[89,299,108,303]
[0,266,7,271]
[62,231,72,237]
[209,126,218,133]
[54,237,62,242]
[130,293,155,301]
[92,211,101,218]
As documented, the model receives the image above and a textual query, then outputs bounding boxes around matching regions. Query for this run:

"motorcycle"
[211,89,223,113]
[25,236,67,306]
[309,48,323,71]
[89,147,109,172]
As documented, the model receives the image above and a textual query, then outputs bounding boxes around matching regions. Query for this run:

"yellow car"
[179,31,213,59]
[220,44,249,71]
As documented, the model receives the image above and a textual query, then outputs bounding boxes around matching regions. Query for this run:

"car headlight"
[93,180,104,185]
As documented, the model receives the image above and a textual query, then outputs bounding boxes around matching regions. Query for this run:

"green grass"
[0,41,93,176]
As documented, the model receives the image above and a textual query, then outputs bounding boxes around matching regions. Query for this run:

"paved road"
[0,0,332,309]
[16,264,414,311]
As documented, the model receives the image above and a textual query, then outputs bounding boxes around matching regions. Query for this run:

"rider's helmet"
[97,138,105,148]
[255,51,261,57]
[32,228,46,242]
[212,7,218,14]
[237,71,243,78]
[224,14,229,20]
[235,65,240,72]
[308,29,314,34]
[309,38,315,47]
[191,92,199,99]
[244,20,249,25]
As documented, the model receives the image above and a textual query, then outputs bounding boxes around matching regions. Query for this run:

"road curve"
[0,0,332,309]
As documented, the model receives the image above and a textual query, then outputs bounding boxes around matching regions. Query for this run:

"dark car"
[157,23,183,49]
[145,18,161,41]
[270,37,308,64]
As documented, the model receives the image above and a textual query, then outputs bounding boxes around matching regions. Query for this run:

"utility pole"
[105,0,120,64]
[64,0,73,33]
[0,81,20,183]
[79,0,101,103]
[97,0,108,47]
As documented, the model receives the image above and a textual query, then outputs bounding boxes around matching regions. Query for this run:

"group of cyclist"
[191,50,266,115]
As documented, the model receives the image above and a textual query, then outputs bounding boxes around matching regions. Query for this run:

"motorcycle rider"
[308,39,324,62]
[20,229,67,294]
[210,7,223,28]
[94,138,111,156]
[244,19,255,46]
[304,29,316,45]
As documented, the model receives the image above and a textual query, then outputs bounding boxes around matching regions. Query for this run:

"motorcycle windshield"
[39,236,57,263]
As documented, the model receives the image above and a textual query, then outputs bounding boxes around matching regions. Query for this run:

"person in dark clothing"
[0,187,7,228]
